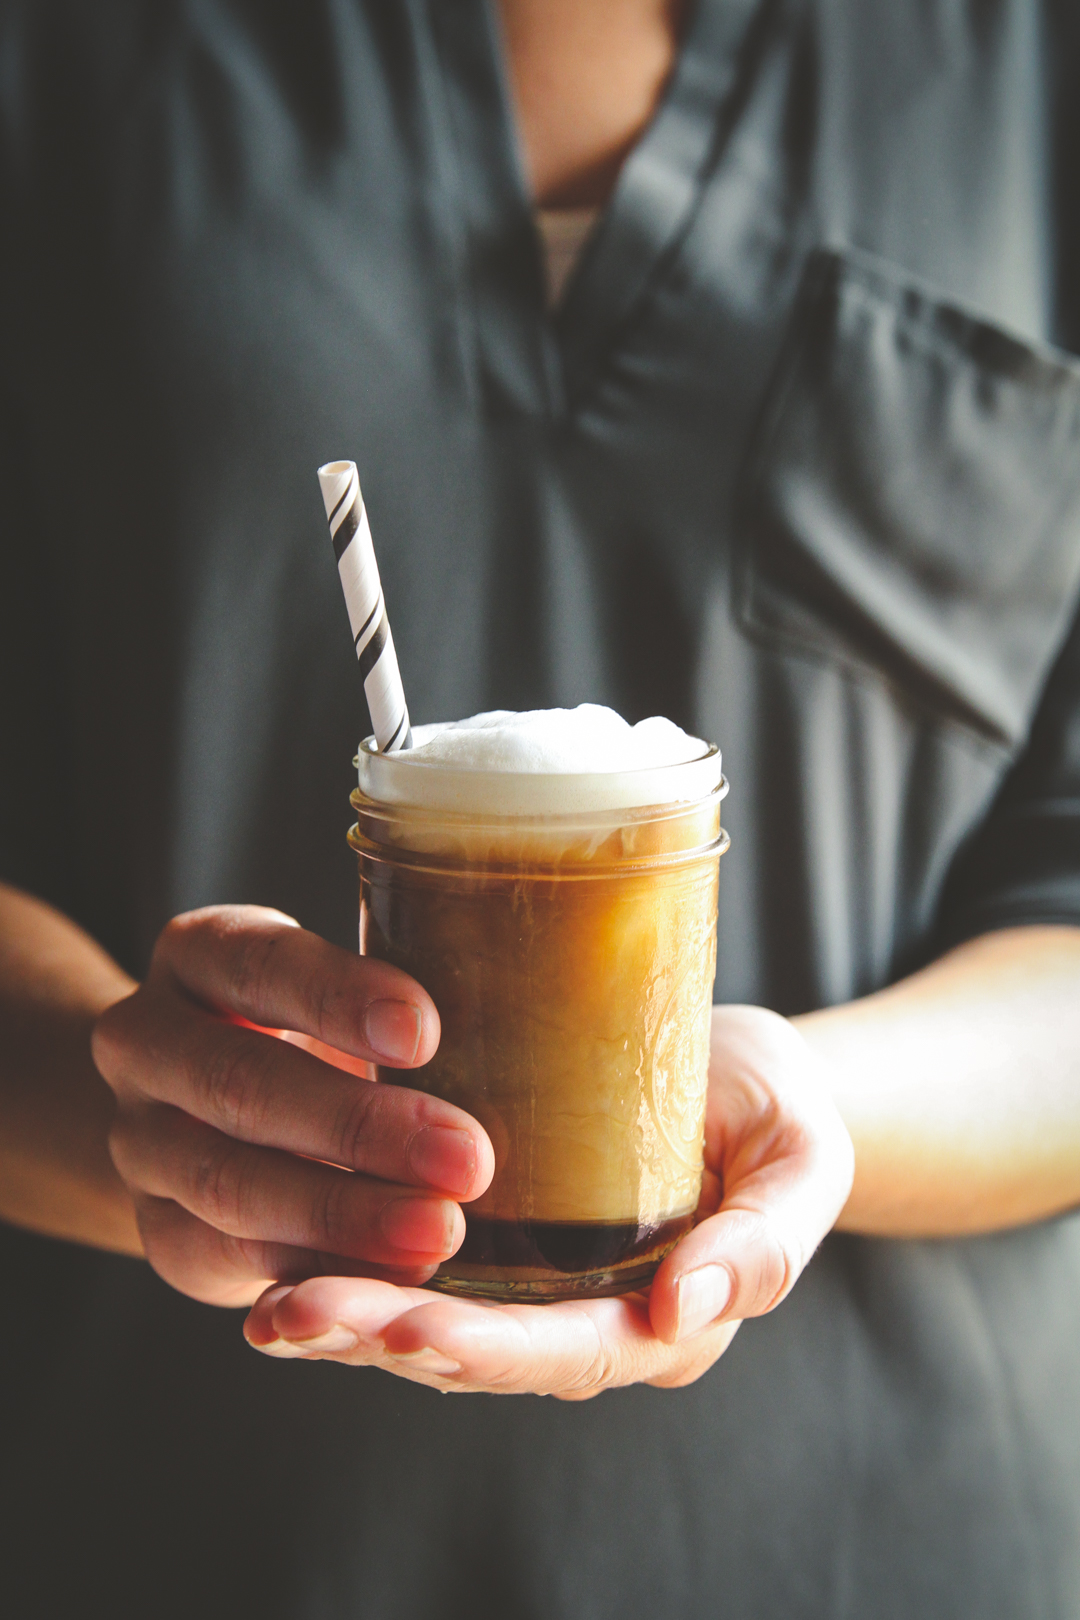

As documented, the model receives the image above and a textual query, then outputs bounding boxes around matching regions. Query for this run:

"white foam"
[357,705,723,815]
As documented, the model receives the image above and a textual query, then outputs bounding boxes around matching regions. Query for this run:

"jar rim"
[347,816,730,880]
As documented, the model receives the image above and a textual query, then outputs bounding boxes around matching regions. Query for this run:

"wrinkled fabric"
[2,2,1080,1615]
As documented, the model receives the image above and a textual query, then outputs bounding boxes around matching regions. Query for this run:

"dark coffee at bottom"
[431,1213,695,1301]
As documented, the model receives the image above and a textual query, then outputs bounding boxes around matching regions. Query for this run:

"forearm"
[793,926,1080,1237]
[0,883,142,1253]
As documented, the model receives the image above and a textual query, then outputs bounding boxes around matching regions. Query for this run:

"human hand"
[92,906,494,1306]
[243,1005,854,1396]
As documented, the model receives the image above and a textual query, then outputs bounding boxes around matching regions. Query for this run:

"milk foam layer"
[409,707,703,773]
[358,705,723,814]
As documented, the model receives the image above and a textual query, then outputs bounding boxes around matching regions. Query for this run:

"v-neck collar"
[428,0,767,418]
[556,0,768,400]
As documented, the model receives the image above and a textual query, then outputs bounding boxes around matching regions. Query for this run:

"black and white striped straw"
[318,460,413,753]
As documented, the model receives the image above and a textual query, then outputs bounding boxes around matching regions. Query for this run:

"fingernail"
[379,1195,459,1254]
[388,1347,462,1377]
[675,1265,732,1341]
[252,1339,311,1359]
[408,1125,476,1195]
[254,1325,359,1358]
[365,999,423,1064]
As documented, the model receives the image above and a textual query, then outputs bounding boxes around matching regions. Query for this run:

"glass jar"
[348,746,729,1300]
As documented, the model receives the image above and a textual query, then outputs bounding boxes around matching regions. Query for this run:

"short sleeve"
[936,596,1080,942]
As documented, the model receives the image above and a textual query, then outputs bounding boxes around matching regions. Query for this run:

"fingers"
[111,1104,466,1275]
[243,1277,740,1397]
[134,1197,439,1308]
[244,1277,436,1357]
[96,986,493,1198]
[149,905,441,1068]
[91,904,499,1313]
[376,1294,735,1398]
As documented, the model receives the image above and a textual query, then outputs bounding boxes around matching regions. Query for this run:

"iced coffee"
[347,706,728,1300]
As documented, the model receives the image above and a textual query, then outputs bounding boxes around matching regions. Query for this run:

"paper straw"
[317,460,413,753]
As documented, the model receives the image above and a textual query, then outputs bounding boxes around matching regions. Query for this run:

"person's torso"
[3,4,1080,1615]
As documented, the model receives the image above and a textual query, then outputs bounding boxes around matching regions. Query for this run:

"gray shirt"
[2,2,1080,1614]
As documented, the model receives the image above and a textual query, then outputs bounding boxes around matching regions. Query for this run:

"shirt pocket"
[735,246,1080,752]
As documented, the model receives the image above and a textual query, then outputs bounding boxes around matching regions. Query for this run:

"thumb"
[648,1202,803,1344]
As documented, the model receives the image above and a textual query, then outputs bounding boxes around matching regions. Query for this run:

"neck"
[495,0,688,208]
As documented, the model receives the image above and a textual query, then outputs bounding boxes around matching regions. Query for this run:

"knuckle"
[106,1111,137,1179]
[218,1229,279,1280]
[225,924,292,1020]
[152,910,205,974]
[314,1172,355,1256]
[755,1220,799,1314]
[90,996,136,1084]
[330,1084,379,1170]
[192,1135,251,1233]
[201,1033,273,1137]
[158,907,291,1015]
[159,911,193,949]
